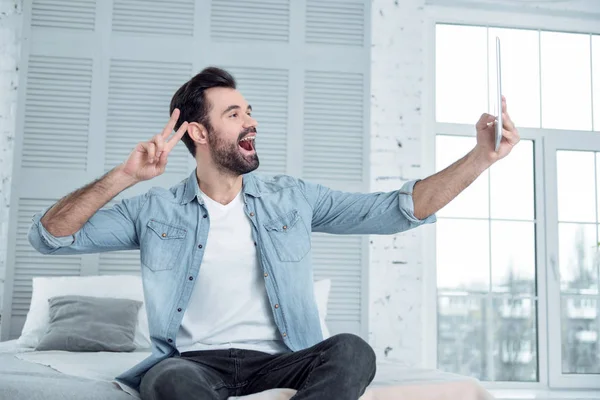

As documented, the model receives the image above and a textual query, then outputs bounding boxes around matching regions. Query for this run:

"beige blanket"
[232,379,494,400]
[231,363,494,400]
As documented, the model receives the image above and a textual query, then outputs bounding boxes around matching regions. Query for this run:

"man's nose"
[244,114,258,129]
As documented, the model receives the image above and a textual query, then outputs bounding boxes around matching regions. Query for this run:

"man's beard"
[206,123,259,176]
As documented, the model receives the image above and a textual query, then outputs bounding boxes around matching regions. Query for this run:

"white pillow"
[18,275,150,349]
[314,279,331,339]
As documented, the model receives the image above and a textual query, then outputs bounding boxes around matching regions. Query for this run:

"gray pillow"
[36,295,142,352]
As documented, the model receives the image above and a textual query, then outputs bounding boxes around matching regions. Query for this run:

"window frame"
[545,130,600,389]
[422,4,600,390]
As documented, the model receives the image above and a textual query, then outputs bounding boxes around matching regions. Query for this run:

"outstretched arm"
[413,96,520,219]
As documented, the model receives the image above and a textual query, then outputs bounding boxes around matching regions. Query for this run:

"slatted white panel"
[312,234,363,326]
[105,59,192,175]
[10,199,82,337]
[31,0,96,31]
[112,0,194,36]
[225,67,288,175]
[22,55,92,170]
[302,70,364,182]
[305,0,365,46]
[211,0,290,42]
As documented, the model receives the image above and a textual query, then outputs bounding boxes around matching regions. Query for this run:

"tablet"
[495,36,503,152]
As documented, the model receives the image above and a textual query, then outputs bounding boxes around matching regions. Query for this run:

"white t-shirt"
[176,190,288,355]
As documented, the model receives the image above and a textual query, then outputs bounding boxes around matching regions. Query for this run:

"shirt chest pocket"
[263,210,311,262]
[141,220,187,271]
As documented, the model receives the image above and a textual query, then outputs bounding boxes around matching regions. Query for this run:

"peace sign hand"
[120,109,189,183]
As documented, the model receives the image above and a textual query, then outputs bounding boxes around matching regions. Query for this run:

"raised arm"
[301,98,519,235]
[29,110,189,255]
[412,97,520,219]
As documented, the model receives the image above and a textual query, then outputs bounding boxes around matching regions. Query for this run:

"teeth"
[240,136,255,142]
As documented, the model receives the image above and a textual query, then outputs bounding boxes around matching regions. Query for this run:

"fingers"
[146,142,156,163]
[165,121,188,153]
[157,147,169,170]
[162,109,181,139]
[139,142,154,162]
[151,134,165,160]
[502,126,520,146]
[502,111,516,132]
[477,113,495,130]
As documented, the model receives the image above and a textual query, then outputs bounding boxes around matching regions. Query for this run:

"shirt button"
[282,333,287,337]
[264,272,268,277]
[177,308,182,312]
[274,304,279,309]
[254,241,257,246]
[198,244,203,249]
[203,214,207,218]
[161,233,167,237]
[283,225,287,230]
[249,212,255,217]
[189,276,193,281]
[168,338,173,343]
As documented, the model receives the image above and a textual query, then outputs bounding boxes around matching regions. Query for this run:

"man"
[28,67,519,399]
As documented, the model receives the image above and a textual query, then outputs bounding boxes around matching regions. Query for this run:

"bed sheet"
[0,342,132,400]
[0,340,494,400]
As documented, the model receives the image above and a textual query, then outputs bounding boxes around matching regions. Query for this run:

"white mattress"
[0,340,494,400]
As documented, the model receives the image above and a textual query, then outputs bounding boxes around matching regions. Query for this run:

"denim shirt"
[28,170,436,391]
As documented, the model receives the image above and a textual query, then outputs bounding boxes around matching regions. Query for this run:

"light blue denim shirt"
[28,170,436,391]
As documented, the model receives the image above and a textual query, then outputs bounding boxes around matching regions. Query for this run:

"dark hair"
[169,66,237,157]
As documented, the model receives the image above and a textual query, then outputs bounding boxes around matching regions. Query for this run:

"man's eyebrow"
[222,104,252,116]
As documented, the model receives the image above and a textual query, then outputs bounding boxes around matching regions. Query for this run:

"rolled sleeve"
[398,180,437,225]
[28,206,75,253]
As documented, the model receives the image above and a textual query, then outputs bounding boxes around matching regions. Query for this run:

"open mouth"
[238,135,256,153]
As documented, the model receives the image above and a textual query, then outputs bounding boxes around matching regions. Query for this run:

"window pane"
[488,28,540,128]
[436,24,488,124]
[490,140,534,221]
[436,135,489,218]
[493,297,538,381]
[557,151,596,223]
[541,32,592,131]
[492,221,536,295]
[558,223,598,294]
[437,219,490,292]
[594,35,600,132]
[561,295,600,374]
[437,295,488,380]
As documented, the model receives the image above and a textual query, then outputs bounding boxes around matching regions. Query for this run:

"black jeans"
[140,333,376,400]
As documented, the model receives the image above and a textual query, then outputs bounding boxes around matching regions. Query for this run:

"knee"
[140,358,197,399]
[326,333,376,377]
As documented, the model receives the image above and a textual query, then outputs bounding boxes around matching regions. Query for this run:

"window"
[434,23,600,388]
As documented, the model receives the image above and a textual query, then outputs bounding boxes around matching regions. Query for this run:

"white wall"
[0,0,22,315]
[369,0,429,366]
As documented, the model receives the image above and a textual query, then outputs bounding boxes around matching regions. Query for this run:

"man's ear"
[187,122,209,145]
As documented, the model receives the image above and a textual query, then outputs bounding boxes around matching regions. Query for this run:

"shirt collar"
[181,169,261,205]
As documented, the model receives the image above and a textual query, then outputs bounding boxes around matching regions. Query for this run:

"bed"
[0,338,493,400]
[0,275,494,400]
